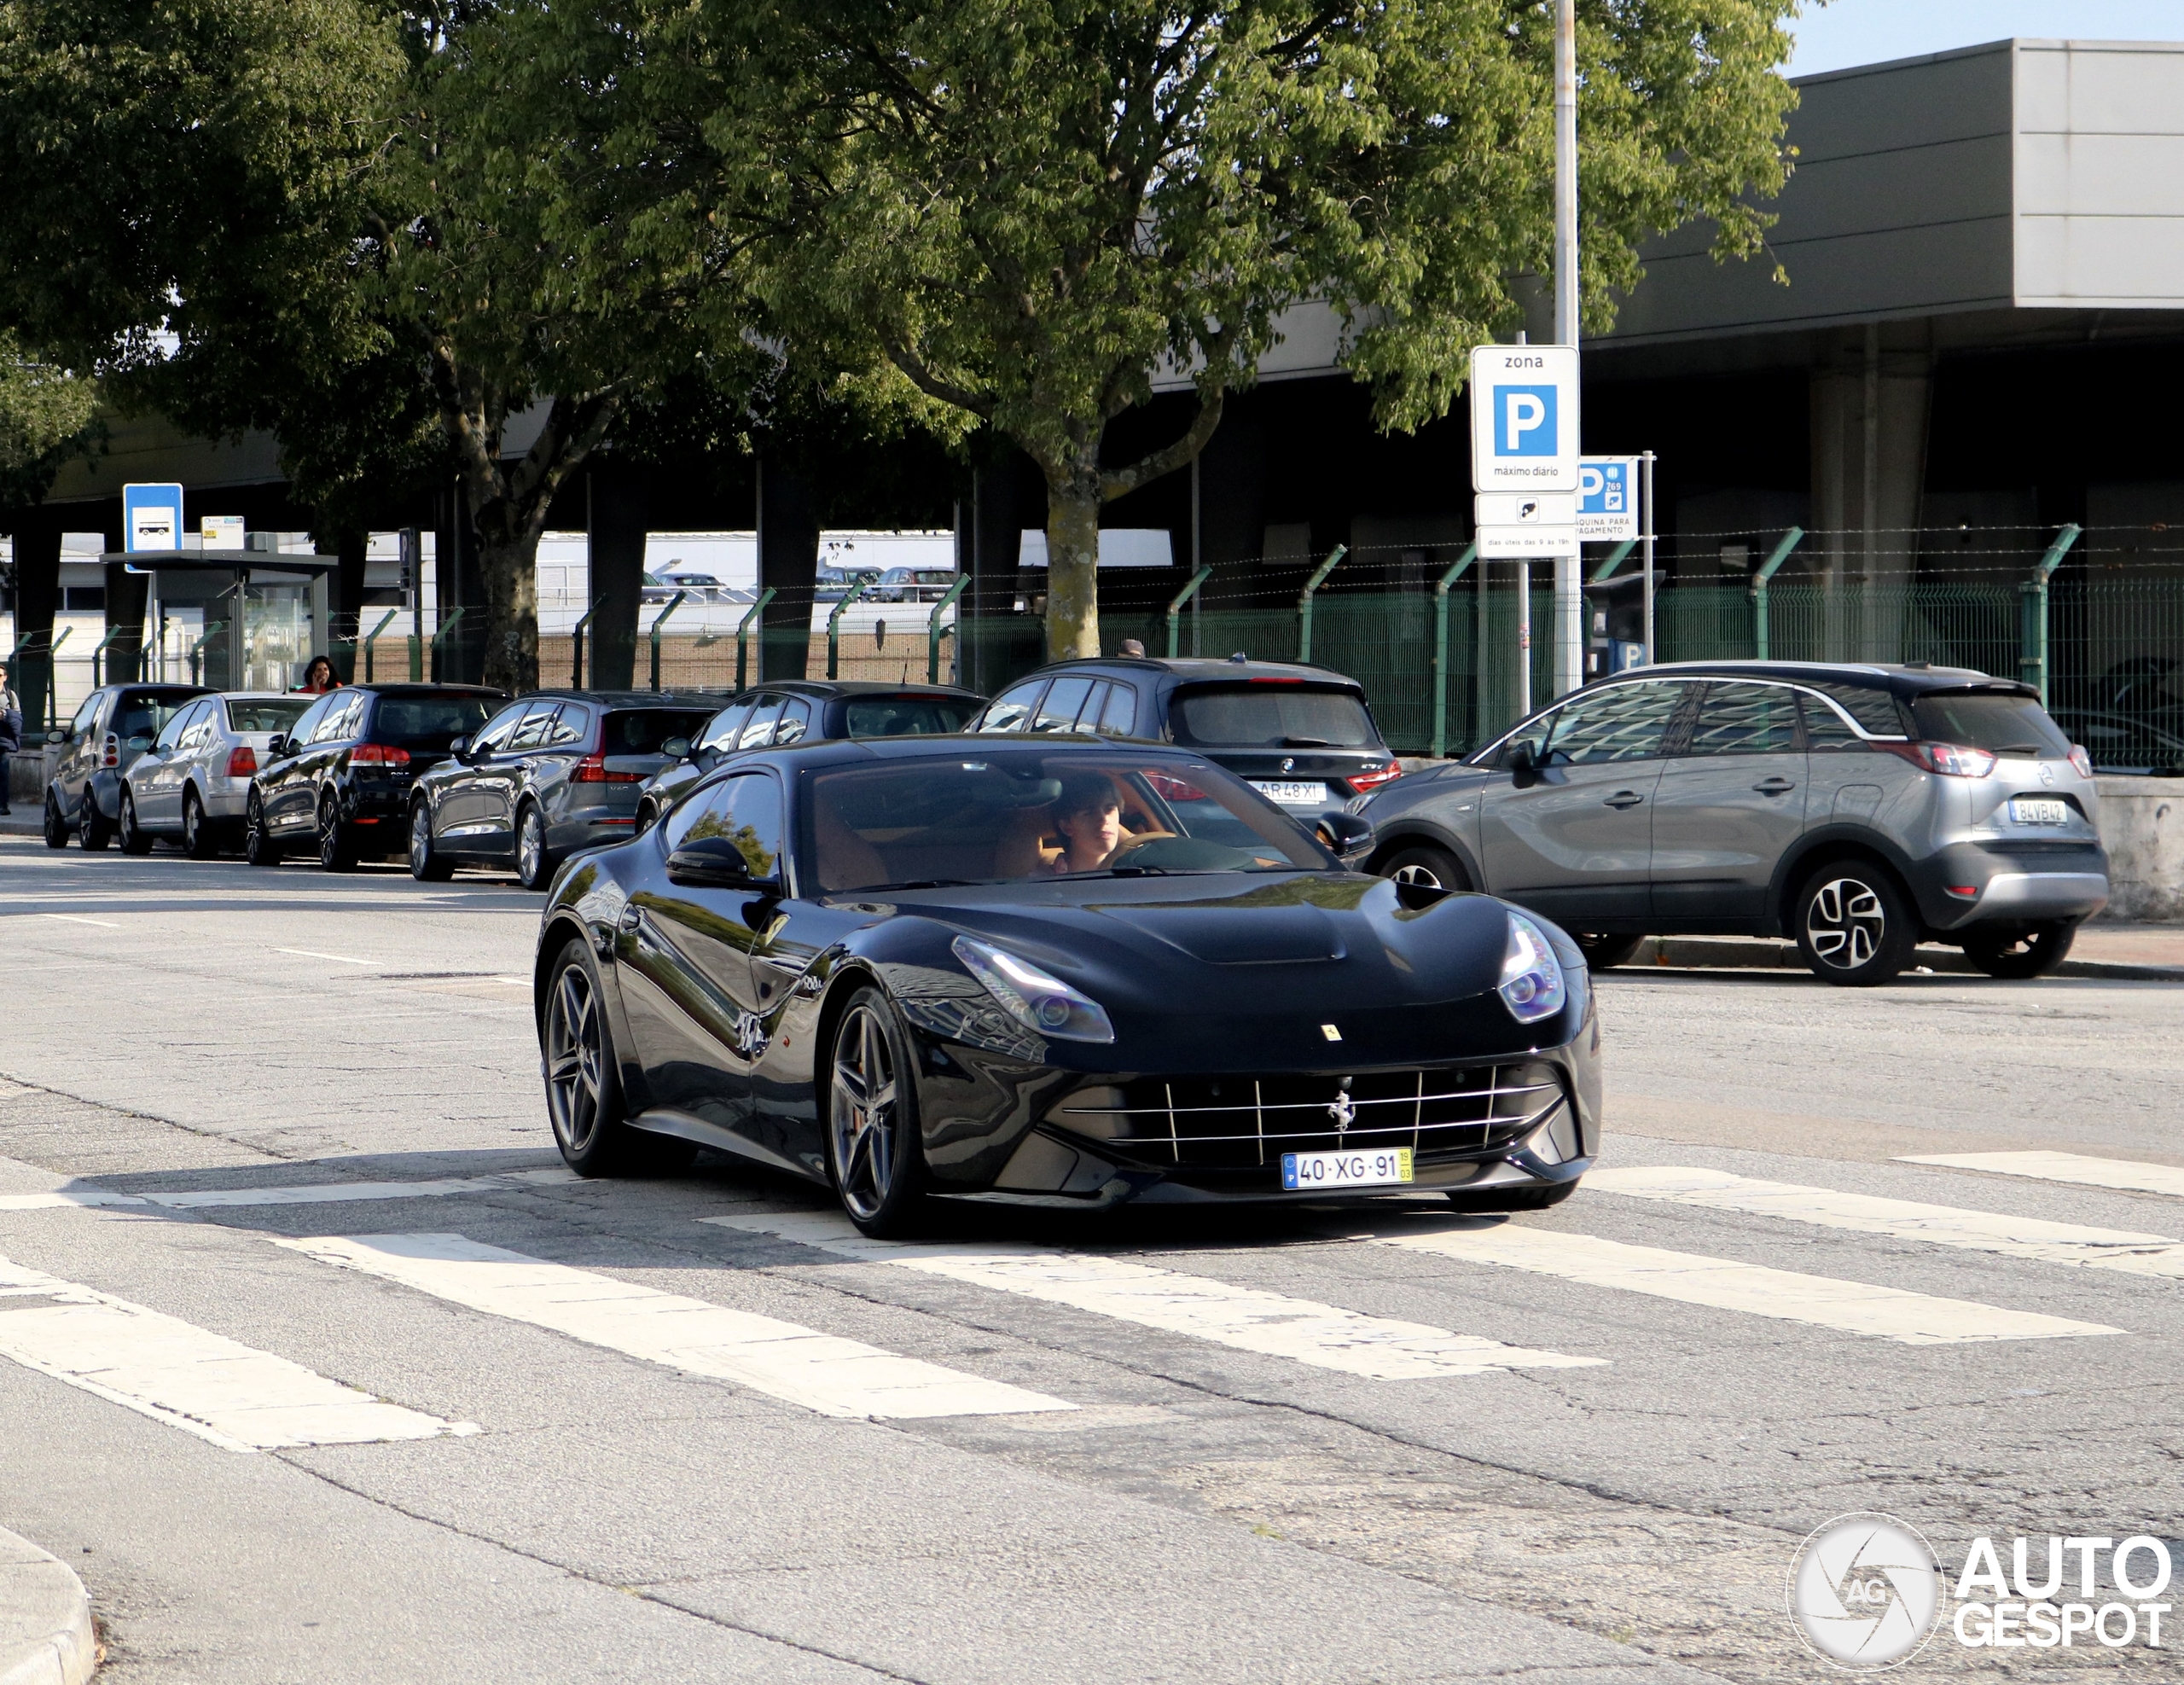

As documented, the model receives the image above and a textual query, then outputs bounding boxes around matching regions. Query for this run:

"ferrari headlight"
[1499,911,1566,1025]
[951,935,1115,1043]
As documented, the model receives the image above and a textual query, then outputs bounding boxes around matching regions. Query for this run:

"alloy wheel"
[545,962,606,1156]
[517,806,546,888]
[1390,862,1444,887]
[410,805,432,874]
[183,790,212,860]
[1804,876,1886,970]
[830,1003,900,1223]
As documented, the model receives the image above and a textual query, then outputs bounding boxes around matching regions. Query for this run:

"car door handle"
[1602,791,1645,809]
[1753,778,1797,795]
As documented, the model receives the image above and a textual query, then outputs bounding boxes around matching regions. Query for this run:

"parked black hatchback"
[411,690,718,887]
[968,656,1403,826]
[247,684,506,870]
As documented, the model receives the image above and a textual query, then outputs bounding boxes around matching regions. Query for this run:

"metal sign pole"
[1641,451,1656,665]
[1517,558,1532,717]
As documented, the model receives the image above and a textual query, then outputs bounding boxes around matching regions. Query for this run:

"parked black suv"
[43,683,210,850]
[967,656,1403,828]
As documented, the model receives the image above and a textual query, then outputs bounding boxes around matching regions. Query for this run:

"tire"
[78,788,112,851]
[1379,843,1469,892]
[244,790,282,867]
[1793,861,1916,986]
[317,792,357,872]
[182,787,218,860]
[824,986,928,1237]
[514,802,555,891]
[118,789,154,854]
[1576,933,1646,970]
[1961,922,2077,980]
[633,799,657,835]
[1445,1179,1578,1213]
[409,801,455,881]
[43,792,70,850]
[540,939,697,1175]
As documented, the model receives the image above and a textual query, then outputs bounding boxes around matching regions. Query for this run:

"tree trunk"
[476,520,543,694]
[1043,467,1101,660]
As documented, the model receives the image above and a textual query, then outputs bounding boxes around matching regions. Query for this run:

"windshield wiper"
[1997,743,2043,756]
[1280,736,1337,748]
[855,878,984,892]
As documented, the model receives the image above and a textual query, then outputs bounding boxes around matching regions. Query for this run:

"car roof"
[520,689,717,707]
[346,683,507,696]
[212,690,305,700]
[1635,659,2036,698]
[730,730,1204,773]
[1014,656,1365,689]
[712,680,985,702]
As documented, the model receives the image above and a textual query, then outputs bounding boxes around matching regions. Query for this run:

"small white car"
[118,691,315,857]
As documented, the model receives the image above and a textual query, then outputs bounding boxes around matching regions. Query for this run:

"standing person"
[294,655,341,694]
[0,659,19,816]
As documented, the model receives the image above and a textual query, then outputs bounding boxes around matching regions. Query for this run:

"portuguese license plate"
[1281,1148,1414,1191]
[1252,781,1328,805]
[2009,798,2070,826]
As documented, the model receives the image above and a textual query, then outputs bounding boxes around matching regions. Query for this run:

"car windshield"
[1168,684,1379,749]
[374,694,498,749]
[603,709,717,755]
[227,699,311,734]
[804,752,1330,894]
[1911,692,2071,758]
[843,696,979,737]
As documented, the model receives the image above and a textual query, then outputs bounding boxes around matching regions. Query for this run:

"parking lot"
[3,836,2181,1681]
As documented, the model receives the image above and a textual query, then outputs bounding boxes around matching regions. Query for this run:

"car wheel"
[1961,922,2076,980]
[1793,862,1915,986]
[1444,1180,1578,1212]
[244,791,282,867]
[317,793,357,872]
[43,792,70,850]
[543,940,642,1175]
[514,802,555,891]
[182,788,218,860]
[1576,933,1646,970]
[633,799,657,834]
[824,987,927,1237]
[118,789,153,854]
[1380,843,1468,892]
[78,789,112,851]
[409,801,455,881]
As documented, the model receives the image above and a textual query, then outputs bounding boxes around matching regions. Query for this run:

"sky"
[1786,0,2184,76]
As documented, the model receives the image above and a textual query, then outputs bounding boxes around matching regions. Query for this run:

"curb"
[1628,935,2184,985]
[0,1528,95,1685]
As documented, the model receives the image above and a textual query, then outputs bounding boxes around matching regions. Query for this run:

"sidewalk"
[1630,923,2184,982]
[0,1527,95,1685]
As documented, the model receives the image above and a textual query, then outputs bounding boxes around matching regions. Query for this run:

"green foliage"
[0,332,100,508]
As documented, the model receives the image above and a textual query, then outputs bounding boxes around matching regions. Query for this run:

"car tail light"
[2069,744,2094,779]
[225,745,258,778]
[1348,762,1403,792]
[572,752,639,783]
[1944,884,1981,899]
[1883,741,1995,778]
[1145,771,1207,802]
[350,743,410,766]
[102,732,119,768]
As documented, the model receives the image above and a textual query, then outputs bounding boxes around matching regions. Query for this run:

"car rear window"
[1169,684,1380,750]
[1809,681,1906,736]
[844,696,978,737]
[228,699,311,734]
[372,694,499,749]
[601,709,716,755]
[1911,691,2072,758]
[113,690,200,743]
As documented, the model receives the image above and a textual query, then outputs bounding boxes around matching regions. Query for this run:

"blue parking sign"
[1494,385,1560,456]
[1577,456,1640,540]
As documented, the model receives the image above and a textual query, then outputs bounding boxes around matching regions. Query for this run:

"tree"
[742,0,1797,658]
[0,334,99,510]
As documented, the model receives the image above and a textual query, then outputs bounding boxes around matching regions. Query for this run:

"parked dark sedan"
[531,734,1594,1235]
[968,656,1403,828]
[634,679,985,833]
[410,690,717,888]
[246,684,505,869]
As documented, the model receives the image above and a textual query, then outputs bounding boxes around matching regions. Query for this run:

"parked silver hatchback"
[1355,661,2109,985]
[117,691,315,858]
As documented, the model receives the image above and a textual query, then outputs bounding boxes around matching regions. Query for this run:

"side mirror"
[661,736,691,763]
[1314,810,1376,866]
[666,835,780,892]
[1505,740,1536,773]
[449,735,472,761]
[266,735,289,758]
[45,729,63,745]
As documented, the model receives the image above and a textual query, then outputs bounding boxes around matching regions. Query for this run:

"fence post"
[1165,566,1212,658]
[928,574,971,683]
[730,589,772,691]
[1431,544,1478,759]
[2018,523,2082,706]
[1297,545,1348,663]
[1750,526,1805,660]
[649,590,692,692]
[360,611,398,684]
[43,627,72,729]
[1589,540,1635,583]
[428,606,466,683]
[90,626,125,689]
[826,575,871,678]
[568,605,598,689]
[186,621,224,688]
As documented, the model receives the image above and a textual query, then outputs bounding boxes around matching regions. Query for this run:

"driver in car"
[1046,774,1126,873]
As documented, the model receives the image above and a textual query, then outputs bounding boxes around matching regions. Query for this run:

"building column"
[756,450,820,683]
[963,447,1029,690]
[97,500,148,683]
[585,462,645,689]
[7,509,61,729]
[1809,322,1932,661]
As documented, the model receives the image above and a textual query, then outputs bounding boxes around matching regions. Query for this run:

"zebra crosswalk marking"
[1896,1151,2184,1201]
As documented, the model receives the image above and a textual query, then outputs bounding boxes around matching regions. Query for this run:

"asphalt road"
[2,836,2181,1682]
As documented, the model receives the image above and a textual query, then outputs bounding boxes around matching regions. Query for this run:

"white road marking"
[1897,1150,2184,1200]
[1368,1223,2122,1345]
[1591,1165,2184,1280]
[706,1211,1603,1380]
[40,914,119,928]
[0,1188,148,1211]
[0,1177,517,1212]
[0,1252,473,1451]
[276,947,376,966]
[275,1233,1072,1420]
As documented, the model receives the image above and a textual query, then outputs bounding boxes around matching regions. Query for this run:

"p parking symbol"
[1496,386,1559,456]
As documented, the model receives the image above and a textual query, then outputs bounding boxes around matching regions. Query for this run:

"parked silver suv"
[1354,661,2108,985]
